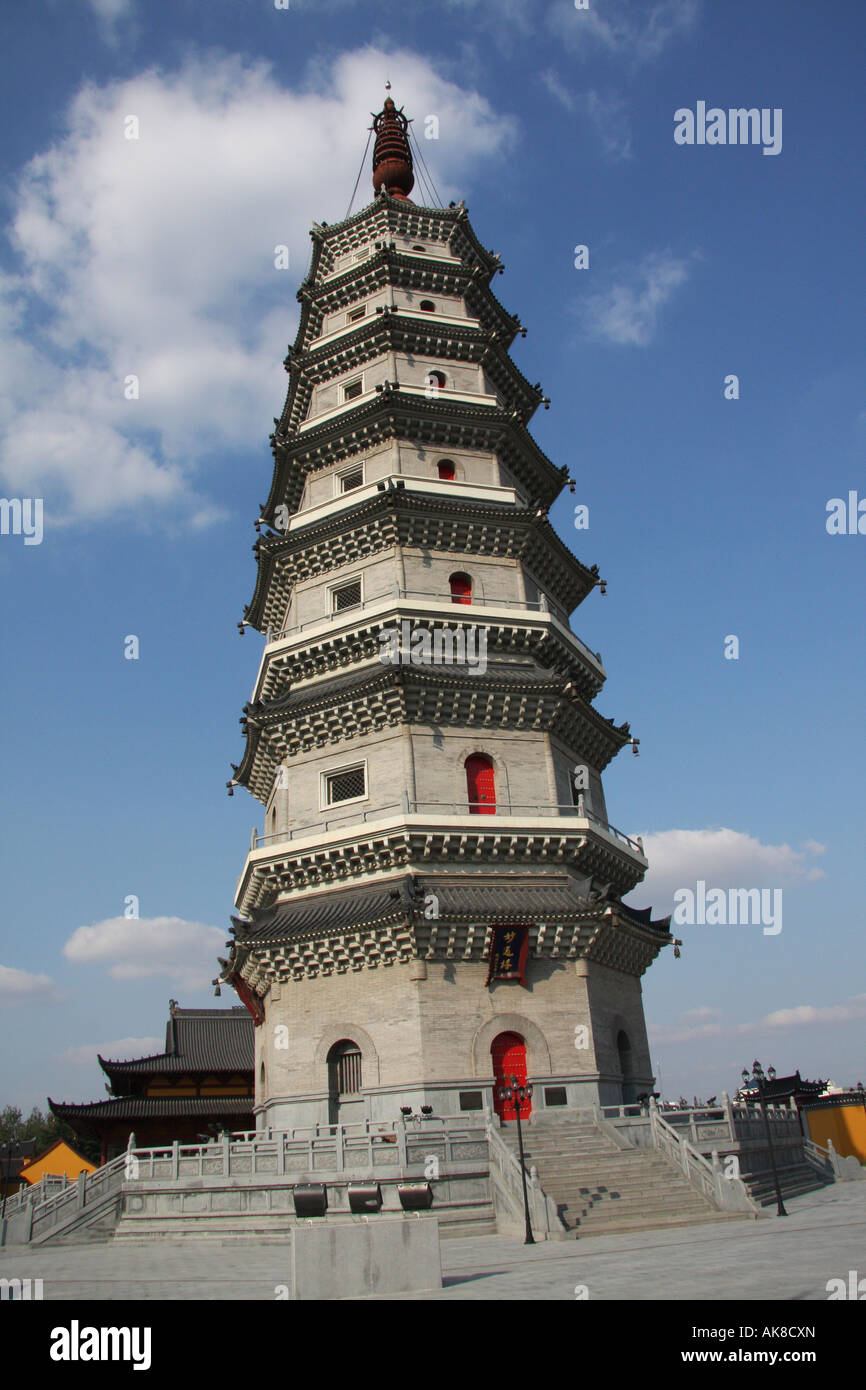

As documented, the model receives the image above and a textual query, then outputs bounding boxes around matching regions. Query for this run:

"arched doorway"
[465,753,496,813]
[491,1031,531,1121]
[327,1039,363,1125]
[616,1029,636,1104]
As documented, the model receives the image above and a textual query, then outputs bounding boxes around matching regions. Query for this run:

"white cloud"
[802,839,827,856]
[547,0,699,63]
[540,70,578,114]
[649,1018,725,1045]
[83,0,135,49]
[0,48,515,527]
[445,0,698,62]
[0,964,63,1004]
[540,76,632,159]
[61,1036,163,1066]
[750,995,866,1033]
[627,827,826,912]
[87,0,133,17]
[649,993,866,1048]
[584,90,633,160]
[63,916,225,990]
[581,250,692,346]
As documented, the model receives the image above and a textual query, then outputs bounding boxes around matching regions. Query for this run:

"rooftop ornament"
[371,95,414,200]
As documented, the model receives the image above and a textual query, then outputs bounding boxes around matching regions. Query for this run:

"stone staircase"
[742,1163,834,1207]
[501,1118,741,1238]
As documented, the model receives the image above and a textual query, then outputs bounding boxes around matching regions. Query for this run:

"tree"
[0,1104,100,1165]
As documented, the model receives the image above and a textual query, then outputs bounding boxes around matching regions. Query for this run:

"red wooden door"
[491,1032,531,1121]
[449,572,471,605]
[465,754,496,813]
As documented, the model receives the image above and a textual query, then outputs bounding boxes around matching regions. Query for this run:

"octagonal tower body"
[222,107,671,1129]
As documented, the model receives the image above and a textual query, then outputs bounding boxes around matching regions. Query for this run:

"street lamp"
[497,1073,535,1244]
[742,1060,787,1217]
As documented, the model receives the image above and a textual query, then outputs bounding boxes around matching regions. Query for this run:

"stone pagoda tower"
[219,95,672,1131]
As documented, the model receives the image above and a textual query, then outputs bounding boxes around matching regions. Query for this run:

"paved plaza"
[1,1183,863,1301]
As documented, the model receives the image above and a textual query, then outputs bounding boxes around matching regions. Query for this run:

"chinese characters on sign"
[485,924,530,988]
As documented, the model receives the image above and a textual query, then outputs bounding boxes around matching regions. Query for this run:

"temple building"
[50,1005,254,1161]
[219,94,672,1131]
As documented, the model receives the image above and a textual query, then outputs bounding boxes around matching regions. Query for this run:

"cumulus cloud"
[63,916,225,990]
[581,250,693,346]
[627,827,826,913]
[0,48,515,527]
[60,1036,163,1066]
[0,964,63,1004]
[749,995,866,1033]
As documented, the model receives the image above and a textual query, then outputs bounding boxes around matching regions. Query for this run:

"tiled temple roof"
[97,1008,253,1078]
[48,1096,253,1121]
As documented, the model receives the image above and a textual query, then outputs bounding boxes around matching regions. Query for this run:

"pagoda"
[219,95,672,1131]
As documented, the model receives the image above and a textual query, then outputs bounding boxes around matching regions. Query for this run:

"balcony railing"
[260,590,602,667]
[249,800,644,855]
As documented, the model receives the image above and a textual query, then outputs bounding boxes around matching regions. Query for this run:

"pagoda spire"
[371,89,414,200]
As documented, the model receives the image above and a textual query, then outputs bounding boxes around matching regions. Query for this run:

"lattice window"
[343,378,363,401]
[331,579,362,613]
[337,464,364,493]
[347,305,366,324]
[325,765,366,805]
[338,1048,362,1094]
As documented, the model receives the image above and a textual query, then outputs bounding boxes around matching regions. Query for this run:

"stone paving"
[1,1182,863,1301]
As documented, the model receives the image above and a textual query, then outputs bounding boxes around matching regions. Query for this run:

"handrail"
[264,591,561,644]
[250,803,644,854]
[485,1121,563,1238]
[649,1104,761,1216]
[803,1139,833,1172]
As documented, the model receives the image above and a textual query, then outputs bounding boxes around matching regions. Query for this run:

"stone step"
[569,1210,743,1239]
[554,1189,714,1213]
[745,1168,833,1205]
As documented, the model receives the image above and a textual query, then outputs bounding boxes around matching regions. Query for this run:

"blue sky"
[1,0,863,1110]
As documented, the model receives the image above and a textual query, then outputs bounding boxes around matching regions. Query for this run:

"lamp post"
[742,1060,787,1217]
[497,1074,535,1244]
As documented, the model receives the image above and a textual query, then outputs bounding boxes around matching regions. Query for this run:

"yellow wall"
[19,1141,96,1184]
[805,1103,866,1162]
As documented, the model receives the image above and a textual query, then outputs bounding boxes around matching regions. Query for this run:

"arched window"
[327,1039,363,1096]
[427,370,446,390]
[465,753,496,814]
[437,459,456,481]
[419,299,436,312]
[449,572,472,605]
